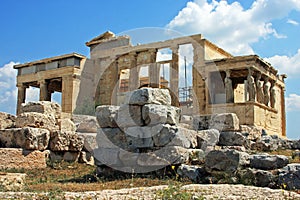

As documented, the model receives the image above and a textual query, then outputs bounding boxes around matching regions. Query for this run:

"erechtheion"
[14,31,287,137]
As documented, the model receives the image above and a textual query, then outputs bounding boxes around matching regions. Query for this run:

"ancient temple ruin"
[14,31,287,137]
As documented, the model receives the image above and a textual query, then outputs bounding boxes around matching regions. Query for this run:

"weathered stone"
[0,148,47,169]
[142,104,180,125]
[15,112,59,132]
[0,112,16,130]
[251,135,281,151]
[137,146,189,167]
[192,115,212,130]
[278,164,300,190]
[218,132,248,147]
[126,88,171,106]
[96,128,128,149]
[78,132,98,152]
[0,173,26,191]
[196,129,220,150]
[116,104,143,128]
[240,125,263,141]
[73,115,99,133]
[20,101,61,118]
[95,105,119,128]
[291,140,300,149]
[0,127,50,150]
[209,113,239,131]
[93,147,121,166]
[177,164,202,182]
[58,118,76,132]
[205,149,250,173]
[124,126,154,149]
[238,168,276,188]
[250,154,289,170]
[118,150,139,167]
[49,131,84,151]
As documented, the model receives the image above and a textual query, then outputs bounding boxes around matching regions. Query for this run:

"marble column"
[225,70,234,103]
[16,84,27,115]
[170,46,179,97]
[270,80,276,108]
[129,52,139,91]
[263,77,270,106]
[39,80,50,101]
[247,68,256,102]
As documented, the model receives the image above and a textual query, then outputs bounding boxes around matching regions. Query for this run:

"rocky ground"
[0,184,299,199]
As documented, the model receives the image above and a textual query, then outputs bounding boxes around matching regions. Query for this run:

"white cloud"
[287,19,299,26]
[0,62,18,114]
[286,93,300,111]
[265,49,300,77]
[166,0,300,55]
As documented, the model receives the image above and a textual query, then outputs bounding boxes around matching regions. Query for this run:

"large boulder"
[142,104,180,126]
[209,113,239,131]
[126,88,171,106]
[205,149,250,173]
[20,101,61,119]
[116,105,143,128]
[96,128,128,149]
[73,115,99,133]
[95,105,119,128]
[250,154,289,170]
[238,168,276,188]
[58,118,76,132]
[278,164,300,190]
[78,132,98,153]
[0,127,50,150]
[0,148,47,169]
[15,112,59,132]
[218,132,249,147]
[124,126,154,149]
[49,131,84,151]
[196,129,220,150]
[0,112,16,130]
[177,164,203,182]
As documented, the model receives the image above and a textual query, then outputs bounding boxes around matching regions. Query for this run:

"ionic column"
[16,83,27,115]
[129,52,139,91]
[170,46,179,97]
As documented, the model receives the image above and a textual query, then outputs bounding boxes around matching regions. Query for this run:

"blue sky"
[0,0,299,139]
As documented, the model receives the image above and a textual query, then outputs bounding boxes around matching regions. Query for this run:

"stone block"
[0,127,50,150]
[238,168,276,188]
[240,125,263,141]
[116,104,143,128]
[193,115,212,130]
[93,147,121,166]
[197,129,220,150]
[95,105,119,128]
[142,104,180,125]
[250,154,289,170]
[124,126,154,149]
[177,164,202,182]
[0,112,16,130]
[73,115,99,133]
[58,118,76,132]
[152,124,177,147]
[0,173,26,191]
[20,101,61,118]
[126,88,171,106]
[209,113,239,131]
[96,128,128,149]
[278,164,300,190]
[219,132,248,147]
[78,132,98,152]
[205,149,250,173]
[15,112,59,133]
[0,148,47,169]
[49,131,84,151]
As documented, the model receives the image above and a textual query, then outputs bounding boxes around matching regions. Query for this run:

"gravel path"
[1,184,299,199]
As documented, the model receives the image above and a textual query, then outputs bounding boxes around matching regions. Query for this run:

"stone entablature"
[14,53,86,114]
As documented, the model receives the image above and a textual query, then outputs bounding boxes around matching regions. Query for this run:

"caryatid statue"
[225,70,234,103]
[270,80,276,108]
[247,68,256,101]
[263,77,270,106]
[256,72,264,104]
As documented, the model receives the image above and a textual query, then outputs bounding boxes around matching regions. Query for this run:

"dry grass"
[5,162,191,192]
